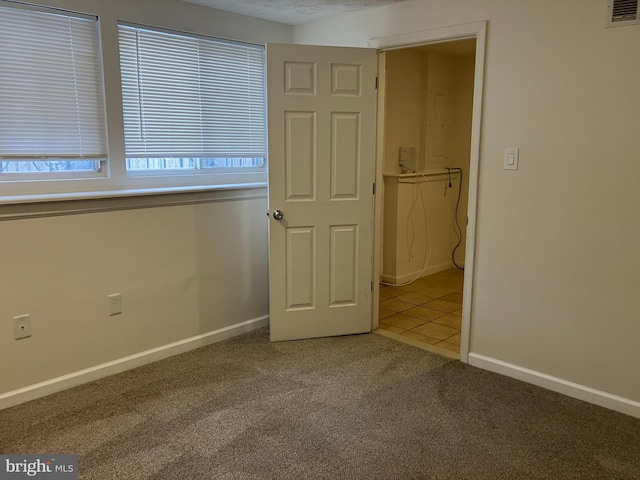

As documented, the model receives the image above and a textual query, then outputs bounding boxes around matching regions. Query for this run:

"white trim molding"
[369,21,487,50]
[0,185,267,221]
[0,315,269,411]
[469,353,640,419]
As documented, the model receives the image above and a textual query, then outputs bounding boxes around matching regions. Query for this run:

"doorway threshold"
[374,328,460,360]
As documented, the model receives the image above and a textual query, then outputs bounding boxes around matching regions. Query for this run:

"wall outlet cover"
[108,293,123,316]
[13,314,32,340]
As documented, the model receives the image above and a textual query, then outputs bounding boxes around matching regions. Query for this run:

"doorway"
[376,40,474,359]
[370,23,486,363]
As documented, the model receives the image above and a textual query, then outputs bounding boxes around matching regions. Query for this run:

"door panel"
[285,111,316,200]
[286,227,316,310]
[267,43,377,342]
[331,113,360,199]
[330,224,358,306]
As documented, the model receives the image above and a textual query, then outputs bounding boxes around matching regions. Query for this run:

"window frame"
[0,4,268,203]
[0,0,109,186]
[117,22,268,180]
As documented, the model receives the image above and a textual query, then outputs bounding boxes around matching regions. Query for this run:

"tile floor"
[377,268,464,354]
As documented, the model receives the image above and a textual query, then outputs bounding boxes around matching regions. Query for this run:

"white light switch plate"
[504,147,519,170]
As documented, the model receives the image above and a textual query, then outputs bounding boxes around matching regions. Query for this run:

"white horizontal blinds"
[118,24,266,159]
[0,3,106,160]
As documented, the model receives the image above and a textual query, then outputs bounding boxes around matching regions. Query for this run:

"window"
[118,24,267,176]
[0,2,107,181]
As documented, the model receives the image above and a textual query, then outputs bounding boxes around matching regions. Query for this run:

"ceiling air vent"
[607,0,640,26]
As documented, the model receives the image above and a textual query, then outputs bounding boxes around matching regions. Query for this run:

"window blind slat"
[0,3,107,159]
[118,24,266,159]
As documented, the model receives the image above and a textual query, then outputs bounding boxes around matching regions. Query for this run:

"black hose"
[447,167,464,271]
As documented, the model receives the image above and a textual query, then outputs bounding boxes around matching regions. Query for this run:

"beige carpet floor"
[1,328,639,479]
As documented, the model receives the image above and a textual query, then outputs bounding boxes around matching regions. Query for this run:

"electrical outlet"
[13,314,32,340]
[107,293,122,316]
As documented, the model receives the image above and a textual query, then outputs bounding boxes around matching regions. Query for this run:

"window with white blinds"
[118,24,266,174]
[0,2,107,179]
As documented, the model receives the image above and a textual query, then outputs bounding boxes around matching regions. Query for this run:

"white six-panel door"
[267,43,377,341]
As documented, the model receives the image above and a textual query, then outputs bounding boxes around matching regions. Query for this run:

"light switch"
[504,147,519,170]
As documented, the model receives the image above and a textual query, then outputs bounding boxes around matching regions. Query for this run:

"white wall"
[0,0,291,400]
[0,191,269,394]
[424,52,454,170]
[423,52,473,266]
[295,0,640,405]
[451,55,475,265]
[384,49,424,172]
[382,174,461,283]
[382,49,473,282]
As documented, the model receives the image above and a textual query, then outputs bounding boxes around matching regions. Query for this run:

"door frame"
[369,21,487,363]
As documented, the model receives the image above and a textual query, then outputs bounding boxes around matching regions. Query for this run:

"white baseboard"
[468,353,640,419]
[0,315,269,411]
[381,260,455,285]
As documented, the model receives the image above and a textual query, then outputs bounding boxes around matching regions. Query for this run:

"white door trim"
[369,21,487,363]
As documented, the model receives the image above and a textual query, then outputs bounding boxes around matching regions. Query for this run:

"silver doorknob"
[272,210,284,220]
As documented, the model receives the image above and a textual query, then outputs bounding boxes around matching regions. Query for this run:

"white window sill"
[0,182,268,220]
[0,182,267,206]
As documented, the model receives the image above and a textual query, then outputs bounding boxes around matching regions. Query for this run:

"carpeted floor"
[1,328,639,479]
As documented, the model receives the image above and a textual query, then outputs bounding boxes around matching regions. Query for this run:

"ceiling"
[181,0,405,25]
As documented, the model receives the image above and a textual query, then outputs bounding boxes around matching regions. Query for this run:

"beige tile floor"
[377,268,463,354]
